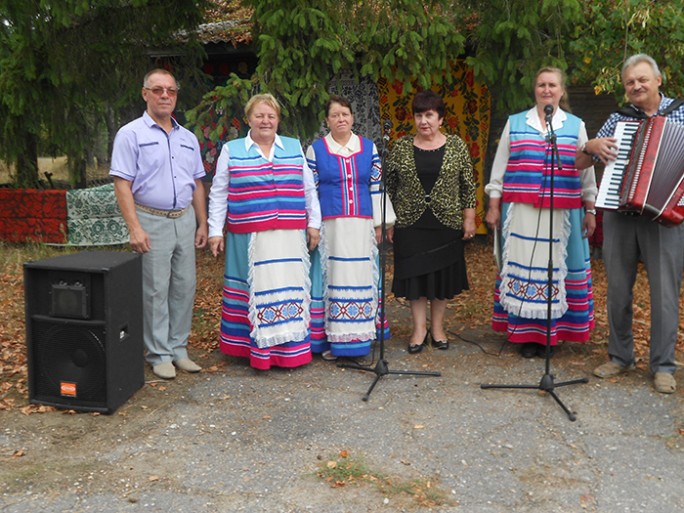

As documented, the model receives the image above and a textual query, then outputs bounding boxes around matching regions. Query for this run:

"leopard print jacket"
[385,134,477,230]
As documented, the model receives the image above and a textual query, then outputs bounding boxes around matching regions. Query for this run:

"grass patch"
[316,450,457,508]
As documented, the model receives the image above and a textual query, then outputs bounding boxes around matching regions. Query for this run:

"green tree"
[463,0,684,113]
[0,0,209,188]
[569,0,684,99]
[464,0,583,114]
[187,0,467,141]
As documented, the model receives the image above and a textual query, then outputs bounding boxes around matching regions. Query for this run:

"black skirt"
[391,225,469,301]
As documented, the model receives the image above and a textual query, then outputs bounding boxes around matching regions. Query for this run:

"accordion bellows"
[597,117,684,226]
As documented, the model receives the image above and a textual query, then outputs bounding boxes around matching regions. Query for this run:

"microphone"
[543,104,562,170]
[544,104,554,120]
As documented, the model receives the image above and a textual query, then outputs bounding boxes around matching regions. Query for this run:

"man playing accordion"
[577,54,684,394]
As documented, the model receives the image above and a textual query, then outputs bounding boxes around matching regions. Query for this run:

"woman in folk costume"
[484,67,597,359]
[306,95,396,360]
[208,93,321,370]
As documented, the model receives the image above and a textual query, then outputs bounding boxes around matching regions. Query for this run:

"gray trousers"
[137,207,197,366]
[602,211,684,374]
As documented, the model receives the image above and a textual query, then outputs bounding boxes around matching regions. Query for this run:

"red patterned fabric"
[0,189,67,243]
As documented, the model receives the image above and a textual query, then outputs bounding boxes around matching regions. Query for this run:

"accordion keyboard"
[596,120,641,210]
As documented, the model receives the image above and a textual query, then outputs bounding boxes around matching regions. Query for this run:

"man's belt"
[135,203,189,219]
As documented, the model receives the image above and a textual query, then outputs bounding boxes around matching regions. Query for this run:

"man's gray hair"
[143,68,179,89]
[622,54,662,79]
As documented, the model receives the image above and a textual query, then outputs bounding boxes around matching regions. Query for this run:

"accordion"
[596,116,684,226]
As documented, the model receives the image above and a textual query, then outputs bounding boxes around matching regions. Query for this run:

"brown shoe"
[654,372,676,394]
[593,360,635,379]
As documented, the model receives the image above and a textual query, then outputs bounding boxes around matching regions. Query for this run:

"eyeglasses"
[144,86,178,97]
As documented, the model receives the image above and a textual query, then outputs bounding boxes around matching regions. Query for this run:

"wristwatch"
[580,143,592,156]
[585,208,597,215]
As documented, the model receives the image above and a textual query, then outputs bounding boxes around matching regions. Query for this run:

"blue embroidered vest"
[311,137,375,219]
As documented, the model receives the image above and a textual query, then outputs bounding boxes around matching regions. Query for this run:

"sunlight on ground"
[0,157,108,184]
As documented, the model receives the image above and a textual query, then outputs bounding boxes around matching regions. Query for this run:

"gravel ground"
[1,320,683,513]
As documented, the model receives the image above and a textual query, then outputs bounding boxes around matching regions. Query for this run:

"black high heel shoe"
[431,338,449,350]
[408,330,430,354]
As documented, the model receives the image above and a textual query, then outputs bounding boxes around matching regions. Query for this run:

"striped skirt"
[310,218,390,357]
[220,229,312,370]
[492,202,594,345]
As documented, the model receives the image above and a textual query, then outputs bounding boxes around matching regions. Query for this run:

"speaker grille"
[31,318,107,402]
[50,282,89,319]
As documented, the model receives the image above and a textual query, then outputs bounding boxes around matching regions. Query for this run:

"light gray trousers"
[602,211,684,374]
[137,207,197,366]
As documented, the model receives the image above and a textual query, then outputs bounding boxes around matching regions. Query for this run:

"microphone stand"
[481,106,588,421]
[338,120,441,401]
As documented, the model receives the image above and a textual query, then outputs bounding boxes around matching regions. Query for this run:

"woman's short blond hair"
[244,93,281,118]
[534,66,571,112]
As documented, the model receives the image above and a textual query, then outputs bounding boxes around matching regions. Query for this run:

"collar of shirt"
[526,106,568,134]
[245,130,284,161]
[324,132,360,156]
[624,93,669,117]
[142,111,179,131]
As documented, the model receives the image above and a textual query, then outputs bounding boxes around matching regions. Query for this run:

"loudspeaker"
[24,251,144,414]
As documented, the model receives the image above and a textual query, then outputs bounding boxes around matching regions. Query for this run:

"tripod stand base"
[481,374,589,421]
[339,359,441,401]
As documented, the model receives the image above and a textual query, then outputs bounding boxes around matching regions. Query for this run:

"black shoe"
[520,342,538,358]
[408,331,429,354]
[431,339,449,350]
[536,344,555,358]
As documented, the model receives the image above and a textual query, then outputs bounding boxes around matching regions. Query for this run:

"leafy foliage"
[194,0,684,136]
[464,0,684,113]
[187,0,467,139]
[464,0,583,114]
[5,0,684,188]
[0,0,209,187]
[569,0,684,100]
[184,73,255,175]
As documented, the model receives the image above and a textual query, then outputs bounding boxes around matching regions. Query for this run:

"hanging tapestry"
[377,61,491,234]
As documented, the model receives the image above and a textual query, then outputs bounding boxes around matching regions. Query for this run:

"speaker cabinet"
[24,251,144,413]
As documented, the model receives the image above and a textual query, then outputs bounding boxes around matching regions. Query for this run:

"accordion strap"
[615,98,684,119]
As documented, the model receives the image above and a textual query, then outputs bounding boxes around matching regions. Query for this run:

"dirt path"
[1,320,683,513]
